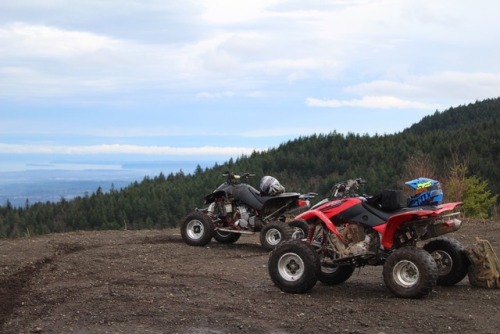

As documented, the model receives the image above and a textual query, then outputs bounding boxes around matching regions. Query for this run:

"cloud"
[0,21,304,100]
[199,0,285,24]
[344,71,500,106]
[0,22,118,58]
[306,96,436,109]
[1,0,500,145]
[0,23,140,98]
[0,143,263,156]
[3,1,499,104]
[196,91,235,99]
[0,22,234,99]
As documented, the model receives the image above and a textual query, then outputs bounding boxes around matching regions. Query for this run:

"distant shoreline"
[0,161,215,207]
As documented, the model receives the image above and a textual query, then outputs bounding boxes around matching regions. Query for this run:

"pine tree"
[463,176,498,219]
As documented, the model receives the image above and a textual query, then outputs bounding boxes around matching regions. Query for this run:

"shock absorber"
[215,199,227,218]
[306,224,316,244]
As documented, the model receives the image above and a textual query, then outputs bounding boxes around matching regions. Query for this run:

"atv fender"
[295,209,344,240]
[381,202,462,249]
[204,190,227,204]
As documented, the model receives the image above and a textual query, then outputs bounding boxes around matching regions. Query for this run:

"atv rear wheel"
[268,240,319,293]
[423,237,469,286]
[260,221,293,250]
[180,212,214,246]
[289,219,309,240]
[383,246,438,299]
[213,230,242,244]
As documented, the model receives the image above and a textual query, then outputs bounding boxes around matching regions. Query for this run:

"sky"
[1,0,500,174]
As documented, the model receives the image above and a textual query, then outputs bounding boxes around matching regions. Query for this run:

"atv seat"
[366,189,403,211]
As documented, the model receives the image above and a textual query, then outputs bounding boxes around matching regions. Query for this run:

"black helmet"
[260,176,285,196]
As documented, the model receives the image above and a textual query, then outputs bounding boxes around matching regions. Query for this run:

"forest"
[0,97,499,238]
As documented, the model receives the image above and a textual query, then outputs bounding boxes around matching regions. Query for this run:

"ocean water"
[0,160,218,207]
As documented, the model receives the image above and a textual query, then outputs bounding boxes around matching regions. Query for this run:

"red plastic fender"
[295,198,361,241]
[381,202,462,249]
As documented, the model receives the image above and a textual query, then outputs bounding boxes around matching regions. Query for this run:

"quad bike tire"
[213,230,242,244]
[289,219,309,240]
[383,246,438,299]
[423,237,469,286]
[260,221,293,251]
[318,263,355,285]
[268,240,319,293]
[466,238,500,288]
[180,211,214,246]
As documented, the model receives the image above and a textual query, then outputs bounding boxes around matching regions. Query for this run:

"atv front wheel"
[383,246,438,299]
[260,221,293,250]
[213,230,242,244]
[268,240,319,293]
[423,237,469,286]
[180,212,214,246]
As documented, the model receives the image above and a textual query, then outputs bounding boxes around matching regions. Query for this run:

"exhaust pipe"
[423,213,462,239]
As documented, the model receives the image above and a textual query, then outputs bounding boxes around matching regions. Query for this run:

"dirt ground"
[1,219,499,334]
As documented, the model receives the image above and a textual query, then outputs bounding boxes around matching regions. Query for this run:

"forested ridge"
[1,98,499,238]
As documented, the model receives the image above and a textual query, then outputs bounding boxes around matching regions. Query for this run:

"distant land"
[0,160,219,207]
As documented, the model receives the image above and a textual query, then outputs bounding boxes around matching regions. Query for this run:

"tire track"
[0,257,52,329]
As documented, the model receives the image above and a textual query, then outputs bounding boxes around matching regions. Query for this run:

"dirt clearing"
[1,220,499,333]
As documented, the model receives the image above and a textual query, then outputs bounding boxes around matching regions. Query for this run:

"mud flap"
[466,238,500,289]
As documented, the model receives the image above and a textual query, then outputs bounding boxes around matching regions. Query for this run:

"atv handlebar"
[299,192,318,199]
[222,172,255,184]
[332,178,366,198]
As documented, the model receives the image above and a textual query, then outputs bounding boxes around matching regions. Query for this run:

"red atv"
[268,178,469,298]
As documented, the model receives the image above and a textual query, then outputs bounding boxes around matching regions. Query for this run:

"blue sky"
[1,0,500,174]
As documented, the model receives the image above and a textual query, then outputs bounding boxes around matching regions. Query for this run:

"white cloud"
[196,91,235,99]
[413,72,500,100]
[306,96,437,109]
[2,1,499,103]
[0,22,118,58]
[344,71,500,106]
[0,143,262,156]
[199,0,286,24]
[1,0,500,164]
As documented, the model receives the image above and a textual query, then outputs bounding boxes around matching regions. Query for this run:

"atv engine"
[235,205,252,228]
[333,224,377,257]
[208,201,263,231]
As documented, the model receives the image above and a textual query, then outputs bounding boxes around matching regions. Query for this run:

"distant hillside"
[238,97,500,196]
[1,97,499,237]
[403,98,499,194]
[406,99,500,134]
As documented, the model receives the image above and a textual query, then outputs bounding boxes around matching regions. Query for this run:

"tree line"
[1,98,499,238]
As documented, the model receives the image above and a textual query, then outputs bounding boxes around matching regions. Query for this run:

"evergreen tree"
[0,97,499,237]
[462,176,498,219]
